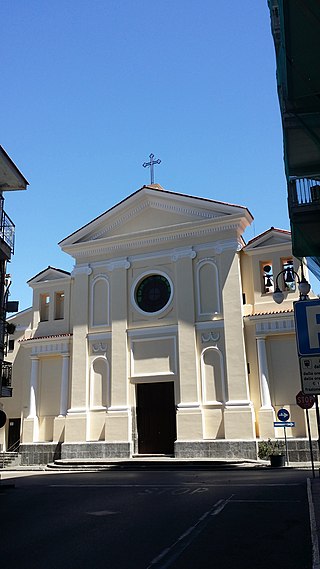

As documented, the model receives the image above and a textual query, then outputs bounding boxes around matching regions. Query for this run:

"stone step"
[47,458,259,471]
[0,452,20,469]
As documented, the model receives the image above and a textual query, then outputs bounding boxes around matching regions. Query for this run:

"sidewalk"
[309,477,320,569]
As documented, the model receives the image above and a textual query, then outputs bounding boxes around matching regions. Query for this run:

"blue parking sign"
[294,299,320,356]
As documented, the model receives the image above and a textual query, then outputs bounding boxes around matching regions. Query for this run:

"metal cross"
[142,153,161,185]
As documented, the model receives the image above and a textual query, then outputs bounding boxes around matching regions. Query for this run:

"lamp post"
[272,264,311,304]
[272,263,317,474]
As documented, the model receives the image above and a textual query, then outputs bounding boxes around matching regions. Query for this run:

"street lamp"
[273,264,311,304]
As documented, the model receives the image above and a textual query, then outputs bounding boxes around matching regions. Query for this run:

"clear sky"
[1,1,300,310]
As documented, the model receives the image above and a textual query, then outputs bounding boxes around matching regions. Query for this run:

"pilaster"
[65,264,91,442]
[173,249,202,439]
[23,356,39,443]
[256,335,276,438]
[222,251,255,438]
[105,260,131,442]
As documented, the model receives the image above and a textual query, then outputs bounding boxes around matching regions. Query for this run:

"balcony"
[0,361,12,397]
[0,209,15,256]
[288,178,320,258]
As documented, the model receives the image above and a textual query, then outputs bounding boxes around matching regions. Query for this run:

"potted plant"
[258,439,285,467]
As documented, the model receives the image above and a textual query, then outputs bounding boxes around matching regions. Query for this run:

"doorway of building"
[7,418,21,451]
[136,382,176,455]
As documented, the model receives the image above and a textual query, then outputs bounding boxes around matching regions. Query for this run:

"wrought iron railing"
[288,178,320,209]
[0,209,15,254]
[1,361,12,387]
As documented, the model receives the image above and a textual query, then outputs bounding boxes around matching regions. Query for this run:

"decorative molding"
[72,265,92,276]
[65,219,245,260]
[195,321,224,331]
[130,270,174,317]
[200,345,226,404]
[107,406,130,413]
[127,325,178,338]
[171,248,197,262]
[225,400,252,407]
[196,258,221,317]
[255,317,295,336]
[176,402,200,409]
[90,274,110,328]
[105,259,131,271]
[31,343,70,356]
[91,342,107,354]
[87,332,112,341]
[130,335,177,377]
[201,331,220,343]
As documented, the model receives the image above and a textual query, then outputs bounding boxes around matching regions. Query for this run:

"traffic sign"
[274,422,295,428]
[294,299,320,356]
[277,408,290,422]
[296,391,316,409]
[299,356,320,394]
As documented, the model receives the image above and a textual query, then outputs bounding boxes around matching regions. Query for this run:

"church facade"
[0,184,315,464]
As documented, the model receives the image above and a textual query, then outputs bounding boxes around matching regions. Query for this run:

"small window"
[8,339,14,351]
[281,259,296,292]
[40,294,50,321]
[261,262,274,294]
[54,292,65,320]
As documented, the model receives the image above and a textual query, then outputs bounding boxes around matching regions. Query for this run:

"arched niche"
[197,260,220,317]
[200,346,225,405]
[90,357,109,409]
[91,275,110,327]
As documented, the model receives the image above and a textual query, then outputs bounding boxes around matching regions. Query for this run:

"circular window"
[135,274,172,313]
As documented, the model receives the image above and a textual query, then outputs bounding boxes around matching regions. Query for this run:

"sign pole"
[306,408,315,478]
[284,426,289,465]
[315,396,320,477]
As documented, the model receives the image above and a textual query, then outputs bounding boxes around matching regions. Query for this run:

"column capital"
[72,264,92,276]
[106,259,131,271]
[171,248,196,262]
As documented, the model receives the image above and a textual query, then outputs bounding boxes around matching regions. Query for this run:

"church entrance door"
[136,382,176,455]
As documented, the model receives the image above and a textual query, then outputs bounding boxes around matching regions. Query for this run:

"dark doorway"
[8,418,21,451]
[136,382,176,455]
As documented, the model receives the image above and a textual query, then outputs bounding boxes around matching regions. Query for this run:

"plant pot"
[269,454,285,467]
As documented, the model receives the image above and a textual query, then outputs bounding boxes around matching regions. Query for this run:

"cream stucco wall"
[1,189,313,460]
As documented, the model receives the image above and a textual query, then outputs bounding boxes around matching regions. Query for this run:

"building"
[0,146,28,402]
[268,0,320,280]
[0,184,316,464]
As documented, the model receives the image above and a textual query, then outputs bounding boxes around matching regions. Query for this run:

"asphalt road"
[0,468,312,569]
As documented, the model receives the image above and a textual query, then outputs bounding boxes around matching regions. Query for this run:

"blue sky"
[2,1,296,310]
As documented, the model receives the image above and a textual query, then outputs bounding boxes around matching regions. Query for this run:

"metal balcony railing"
[288,178,320,209]
[0,209,15,254]
[1,361,12,387]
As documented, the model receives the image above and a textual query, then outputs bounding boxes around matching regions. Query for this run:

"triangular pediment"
[60,186,252,248]
[244,228,292,252]
[28,266,71,287]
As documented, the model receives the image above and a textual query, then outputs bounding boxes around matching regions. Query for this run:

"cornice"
[63,215,247,261]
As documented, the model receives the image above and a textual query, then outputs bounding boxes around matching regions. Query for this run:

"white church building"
[0,184,315,464]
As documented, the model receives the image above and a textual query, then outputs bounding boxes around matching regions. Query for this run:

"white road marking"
[145,495,234,568]
[307,478,320,569]
[49,482,300,488]
[87,510,119,516]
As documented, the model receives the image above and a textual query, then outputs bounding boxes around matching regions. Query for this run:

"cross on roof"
[142,153,161,185]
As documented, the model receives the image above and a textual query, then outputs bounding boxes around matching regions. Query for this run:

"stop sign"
[296,391,316,409]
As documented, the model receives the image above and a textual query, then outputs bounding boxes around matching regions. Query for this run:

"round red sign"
[296,391,316,410]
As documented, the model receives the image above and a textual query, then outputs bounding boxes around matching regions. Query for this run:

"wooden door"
[8,418,21,451]
[136,382,176,455]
